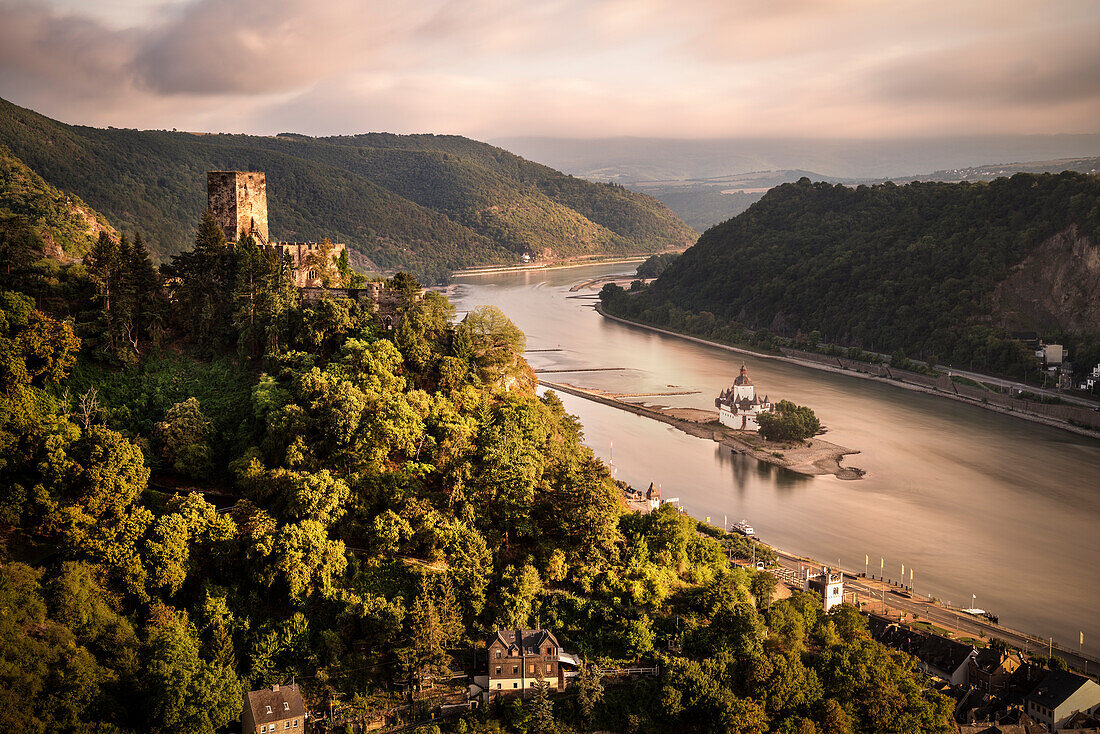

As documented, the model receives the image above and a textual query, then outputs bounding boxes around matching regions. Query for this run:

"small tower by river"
[715,364,774,431]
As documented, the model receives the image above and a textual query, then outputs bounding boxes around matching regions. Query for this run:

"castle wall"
[207,171,269,244]
[274,241,347,287]
[719,406,762,431]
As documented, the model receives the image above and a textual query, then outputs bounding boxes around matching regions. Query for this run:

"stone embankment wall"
[780,348,1100,430]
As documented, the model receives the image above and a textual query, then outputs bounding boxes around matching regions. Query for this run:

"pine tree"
[528,671,554,734]
[574,659,604,728]
[85,231,123,356]
[409,576,456,680]
[232,234,264,359]
[165,210,236,349]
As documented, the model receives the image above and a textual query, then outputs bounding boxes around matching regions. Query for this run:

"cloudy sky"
[1,0,1098,139]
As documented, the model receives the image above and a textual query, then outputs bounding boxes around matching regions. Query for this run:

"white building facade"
[715,364,773,431]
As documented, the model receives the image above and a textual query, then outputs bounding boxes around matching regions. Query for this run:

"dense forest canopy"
[605,173,1100,377]
[0,98,696,283]
[0,205,954,733]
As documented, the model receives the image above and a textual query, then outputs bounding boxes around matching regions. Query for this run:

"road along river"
[451,263,1100,657]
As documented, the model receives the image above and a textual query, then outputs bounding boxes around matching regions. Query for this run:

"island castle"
[715,363,773,431]
[207,171,410,327]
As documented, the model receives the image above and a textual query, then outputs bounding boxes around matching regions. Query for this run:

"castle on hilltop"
[207,171,346,288]
[207,171,410,328]
[715,364,774,431]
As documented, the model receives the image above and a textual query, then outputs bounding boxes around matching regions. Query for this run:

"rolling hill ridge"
[0,98,695,281]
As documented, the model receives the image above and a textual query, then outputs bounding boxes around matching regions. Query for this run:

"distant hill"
[603,173,1100,376]
[494,135,1100,181]
[631,159,1100,232]
[0,99,695,281]
[0,145,116,259]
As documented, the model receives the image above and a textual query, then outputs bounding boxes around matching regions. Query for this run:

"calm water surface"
[451,263,1100,656]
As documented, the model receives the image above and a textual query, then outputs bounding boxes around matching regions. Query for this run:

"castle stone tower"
[207,171,269,244]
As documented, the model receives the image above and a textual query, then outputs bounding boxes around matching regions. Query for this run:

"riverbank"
[595,305,1100,441]
[452,255,652,278]
[538,378,864,480]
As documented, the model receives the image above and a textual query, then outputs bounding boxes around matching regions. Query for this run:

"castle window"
[308,269,316,279]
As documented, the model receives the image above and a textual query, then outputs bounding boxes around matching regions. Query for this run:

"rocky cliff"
[994,225,1100,336]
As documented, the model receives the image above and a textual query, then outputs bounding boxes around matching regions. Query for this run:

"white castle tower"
[715,364,773,431]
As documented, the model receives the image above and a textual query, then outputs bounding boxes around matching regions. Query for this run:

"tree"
[0,562,108,733]
[528,671,555,734]
[407,576,462,679]
[164,210,236,349]
[257,520,348,604]
[336,248,365,287]
[496,564,542,630]
[0,216,44,288]
[141,611,243,734]
[574,659,604,727]
[303,238,341,288]
[456,305,527,384]
[750,570,778,609]
[45,425,153,598]
[154,397,214,479]
[756,400,821,442]
[443,522,491,621]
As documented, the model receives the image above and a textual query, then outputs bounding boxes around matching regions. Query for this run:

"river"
[451,262,1100,657]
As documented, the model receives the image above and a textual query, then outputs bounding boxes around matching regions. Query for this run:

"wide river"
[451,263,1100,657]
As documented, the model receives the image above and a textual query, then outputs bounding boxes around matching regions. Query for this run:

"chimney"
[272,684,280,692]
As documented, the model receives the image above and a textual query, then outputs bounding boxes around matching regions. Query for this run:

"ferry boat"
[733,520,755,536]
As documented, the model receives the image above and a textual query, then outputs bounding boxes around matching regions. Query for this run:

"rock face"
[994,225,1100,336]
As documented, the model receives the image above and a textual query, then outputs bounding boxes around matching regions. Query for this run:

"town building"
[715,364,773,431]
[865,613,977,686]
[969,648,1025,696]
[1078,363,1100,392]
[1036,343,1065,367]
[803,567,844,612]
[477,629,579,698]
[1025,669,1100,731]
[645,482,661,511]
[207,171,346,289]
[242,683,307,734]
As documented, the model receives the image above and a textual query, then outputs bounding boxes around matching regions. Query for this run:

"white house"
[1026,669,1100,731]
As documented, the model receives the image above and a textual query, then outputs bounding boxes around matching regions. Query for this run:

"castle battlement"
[207,172,345,288]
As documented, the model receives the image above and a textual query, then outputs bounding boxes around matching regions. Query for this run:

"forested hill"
[0,145,117,259]
[605,173,1100,375]
[0,98,695,281]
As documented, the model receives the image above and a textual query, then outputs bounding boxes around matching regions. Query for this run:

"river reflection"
[452,263,1100,656]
